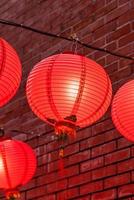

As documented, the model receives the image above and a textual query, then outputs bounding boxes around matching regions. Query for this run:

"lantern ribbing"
[26,53,112,137]
[0,139,37,199]
[112,80,134,142]
[0,38,22,107]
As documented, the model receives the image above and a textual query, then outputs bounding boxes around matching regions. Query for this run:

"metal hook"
[70,27,79,54]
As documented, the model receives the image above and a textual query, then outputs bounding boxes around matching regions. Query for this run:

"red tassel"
[58,147,65,176]
[58,158,64,176]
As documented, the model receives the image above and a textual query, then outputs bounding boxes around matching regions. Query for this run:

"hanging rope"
[0,19,133,60]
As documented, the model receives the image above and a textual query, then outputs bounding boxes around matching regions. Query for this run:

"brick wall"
[0,0,134,199]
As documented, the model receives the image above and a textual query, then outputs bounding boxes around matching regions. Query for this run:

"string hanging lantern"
[112,80,134,142]
[26,53,112,156]
[0,137,37,200]
[0,38,22,107]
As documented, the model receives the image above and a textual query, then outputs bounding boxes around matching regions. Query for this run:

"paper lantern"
[26,53,112,139]
[0,38,22,107]
[0,138,36,199]
[112,80,134,142]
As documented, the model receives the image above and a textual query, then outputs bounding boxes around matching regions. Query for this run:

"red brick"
[47,159,79,176]
[46,141,59,153]
[80,135,103,151]
[104,129,121,141]
[131,0,134,8]
[37,165,79,186]
[118,9,134,26]
[110,67,132,84]
[106,23,131,43]
[61,165,79,179]
[26,186,46,199]
[132,171,134,181]
[118,44,134,69]
[64,142,79,156]
[106,54,119,65]
[119,0,130,5]
[80,180,103,195]
[95,0,117,19]
[36,165,47,177]
[92,37,106,48]
[47,179,67,193]
[40,194,56,200]
[35,145,47,157]
[90,17,105,32]
[57,188,79,200]
[105,41,117,51]
[38,132,54,146]
[94,50,106,60]
[47,160,59,173]
[37,172,57,186]
[96,57,106,66]
[91,189,117,200]
[80,128,120,152]
[118,184,134,198]
[104,173,130,188]
[80,157,104,173]
[105,148,130,165]
[131,146,134,156]
[76,196,91,200]
[75,127,92,141]
[65,150,91,166]
[92,164,116,180]
[69,171,91,187]
[21,179,36,191]
[117,137,133,149]
[118,32,134,47]
[67,188,79,199]
[94,21,117,40]
[117,158,134,173]
[106,2,130,22]
[92,119,114,136]
[48,151,59,162]
[91,141,116,157]
[105,61,118,74]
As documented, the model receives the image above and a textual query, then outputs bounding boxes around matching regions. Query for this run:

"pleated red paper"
[26,53,112,130]
[0,38,22,107]
[0,139,36,190]
[112,80,134,142]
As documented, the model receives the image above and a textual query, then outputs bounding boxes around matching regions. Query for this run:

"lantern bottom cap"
[6,189,20,200]
[54,120,76,138]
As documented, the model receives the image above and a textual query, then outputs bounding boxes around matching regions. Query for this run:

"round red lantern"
[0,138,36,199]
[112,80,134,142]
[26,53,112,139]
[0,38,22,107]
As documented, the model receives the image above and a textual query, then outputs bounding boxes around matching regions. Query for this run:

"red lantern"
[0,38,22,107]
[112,80,134,142]
[26,53,112,155]
[0,138,36,199]
[26,53,112,133]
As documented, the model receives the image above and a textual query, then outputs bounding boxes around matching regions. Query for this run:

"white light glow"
[67,81,79,98]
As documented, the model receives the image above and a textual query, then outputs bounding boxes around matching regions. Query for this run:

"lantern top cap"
[59,51,85,57]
